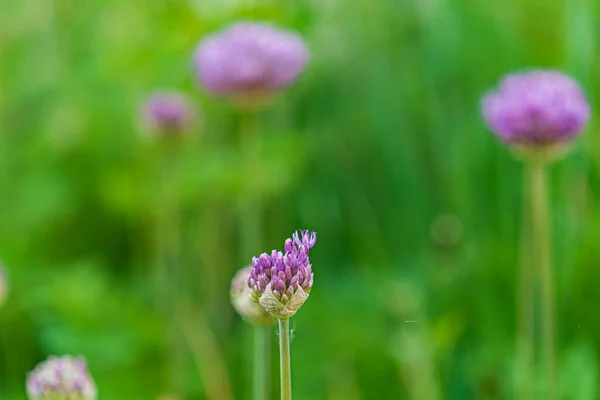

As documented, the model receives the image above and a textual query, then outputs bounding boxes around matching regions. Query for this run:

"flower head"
[248,230,316,319]
[194,22,309,99]
[230,266,274,325]
[141,91,194,135]
[0,263,7,307]
[482,70,590,146]
[27,356,97,400]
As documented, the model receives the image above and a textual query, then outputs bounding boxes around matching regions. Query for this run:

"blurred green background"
[1,0,600,399]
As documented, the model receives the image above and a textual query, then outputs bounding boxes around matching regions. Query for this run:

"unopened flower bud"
[231,267,274,325]
[248,230,316,319]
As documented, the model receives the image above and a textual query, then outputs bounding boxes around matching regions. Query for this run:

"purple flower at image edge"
[0,263,7,307]
[194,22,309,96]
[141,91,194,134]
[248,230,316,319]
[26,356,97,400]
[482,69,590,145]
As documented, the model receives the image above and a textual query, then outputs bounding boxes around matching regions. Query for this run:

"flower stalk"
[528,161,556,400]
[278,319,292,400]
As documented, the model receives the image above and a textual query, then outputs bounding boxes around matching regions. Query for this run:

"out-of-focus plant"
[140,90,198,395]
[0,263,7,309]
[482,69,591,400]
[194,21,310,400]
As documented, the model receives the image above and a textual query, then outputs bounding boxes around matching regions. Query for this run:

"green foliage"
[1,0,600,399]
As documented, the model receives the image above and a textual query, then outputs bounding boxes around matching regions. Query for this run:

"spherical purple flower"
[230,266,274,325]
[248,230,316,319]
[194,22,309,97]
[141,91,194,134]
[27,356,97,400]
[482,70,590,145]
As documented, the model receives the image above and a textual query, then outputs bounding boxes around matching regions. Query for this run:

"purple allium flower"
[141,91,194,134]
[482,70,590,145]
[230,266,274,325]
[27,356,97,400]
[248,230,316,319]
[193,22,309,97]
[0,263,7,307]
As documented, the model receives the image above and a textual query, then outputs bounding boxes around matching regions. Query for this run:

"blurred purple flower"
[27,356,97,400]
[248,230,316,319]
[141,91,194,134]
[482,70,590,145]
[0,263,7,307]
[194,22,309,97]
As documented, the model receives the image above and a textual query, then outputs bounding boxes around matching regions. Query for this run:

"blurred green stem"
[517,167,534,400]
[239,110,262,259]
[528,162,556,400]
[254,325,272,400]
[240,111,271,398]
[278,318,292,400]
[156,143,183,394]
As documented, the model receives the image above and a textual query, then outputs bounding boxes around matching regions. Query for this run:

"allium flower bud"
[141,91,194,135]
[248,230,316,319]
[27,356,97,400]
[230,266,274,325]
[482,70,590,155]
[193,22,309,101]
[0,264,7,307]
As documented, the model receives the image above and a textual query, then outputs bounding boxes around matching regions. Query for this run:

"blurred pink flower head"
[27,355,97,400]
[141,91,194,135]
[194,21,309,97]
[482,69,590,145]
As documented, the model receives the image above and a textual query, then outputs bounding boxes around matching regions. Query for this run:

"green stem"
[156,144,183,393]
[239,111,262,260]
[278,319,292,400]
[528,162,556,400]
[254,325,272,400]
[517,167,534,400]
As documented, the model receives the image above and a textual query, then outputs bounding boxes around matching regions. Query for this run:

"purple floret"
[482,69,590,144]
[194,22,309,95]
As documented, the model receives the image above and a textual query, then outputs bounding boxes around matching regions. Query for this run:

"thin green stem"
[254,325,272,400]
[278,319,292,400]
[239,111,271,398]
[156,144,183,393]
[239,111,262,260]
[528,162,556,400]
[517,167,534,400]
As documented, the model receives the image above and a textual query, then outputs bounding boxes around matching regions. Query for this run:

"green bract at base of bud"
[259,283,309,320]
[509,142,572,165]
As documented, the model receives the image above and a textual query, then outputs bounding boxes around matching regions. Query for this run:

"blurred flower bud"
[248,230,316,319]
[230,266,274,325]
[194,21,309,108]
[141,91,194,136]
[27,356,97,400]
